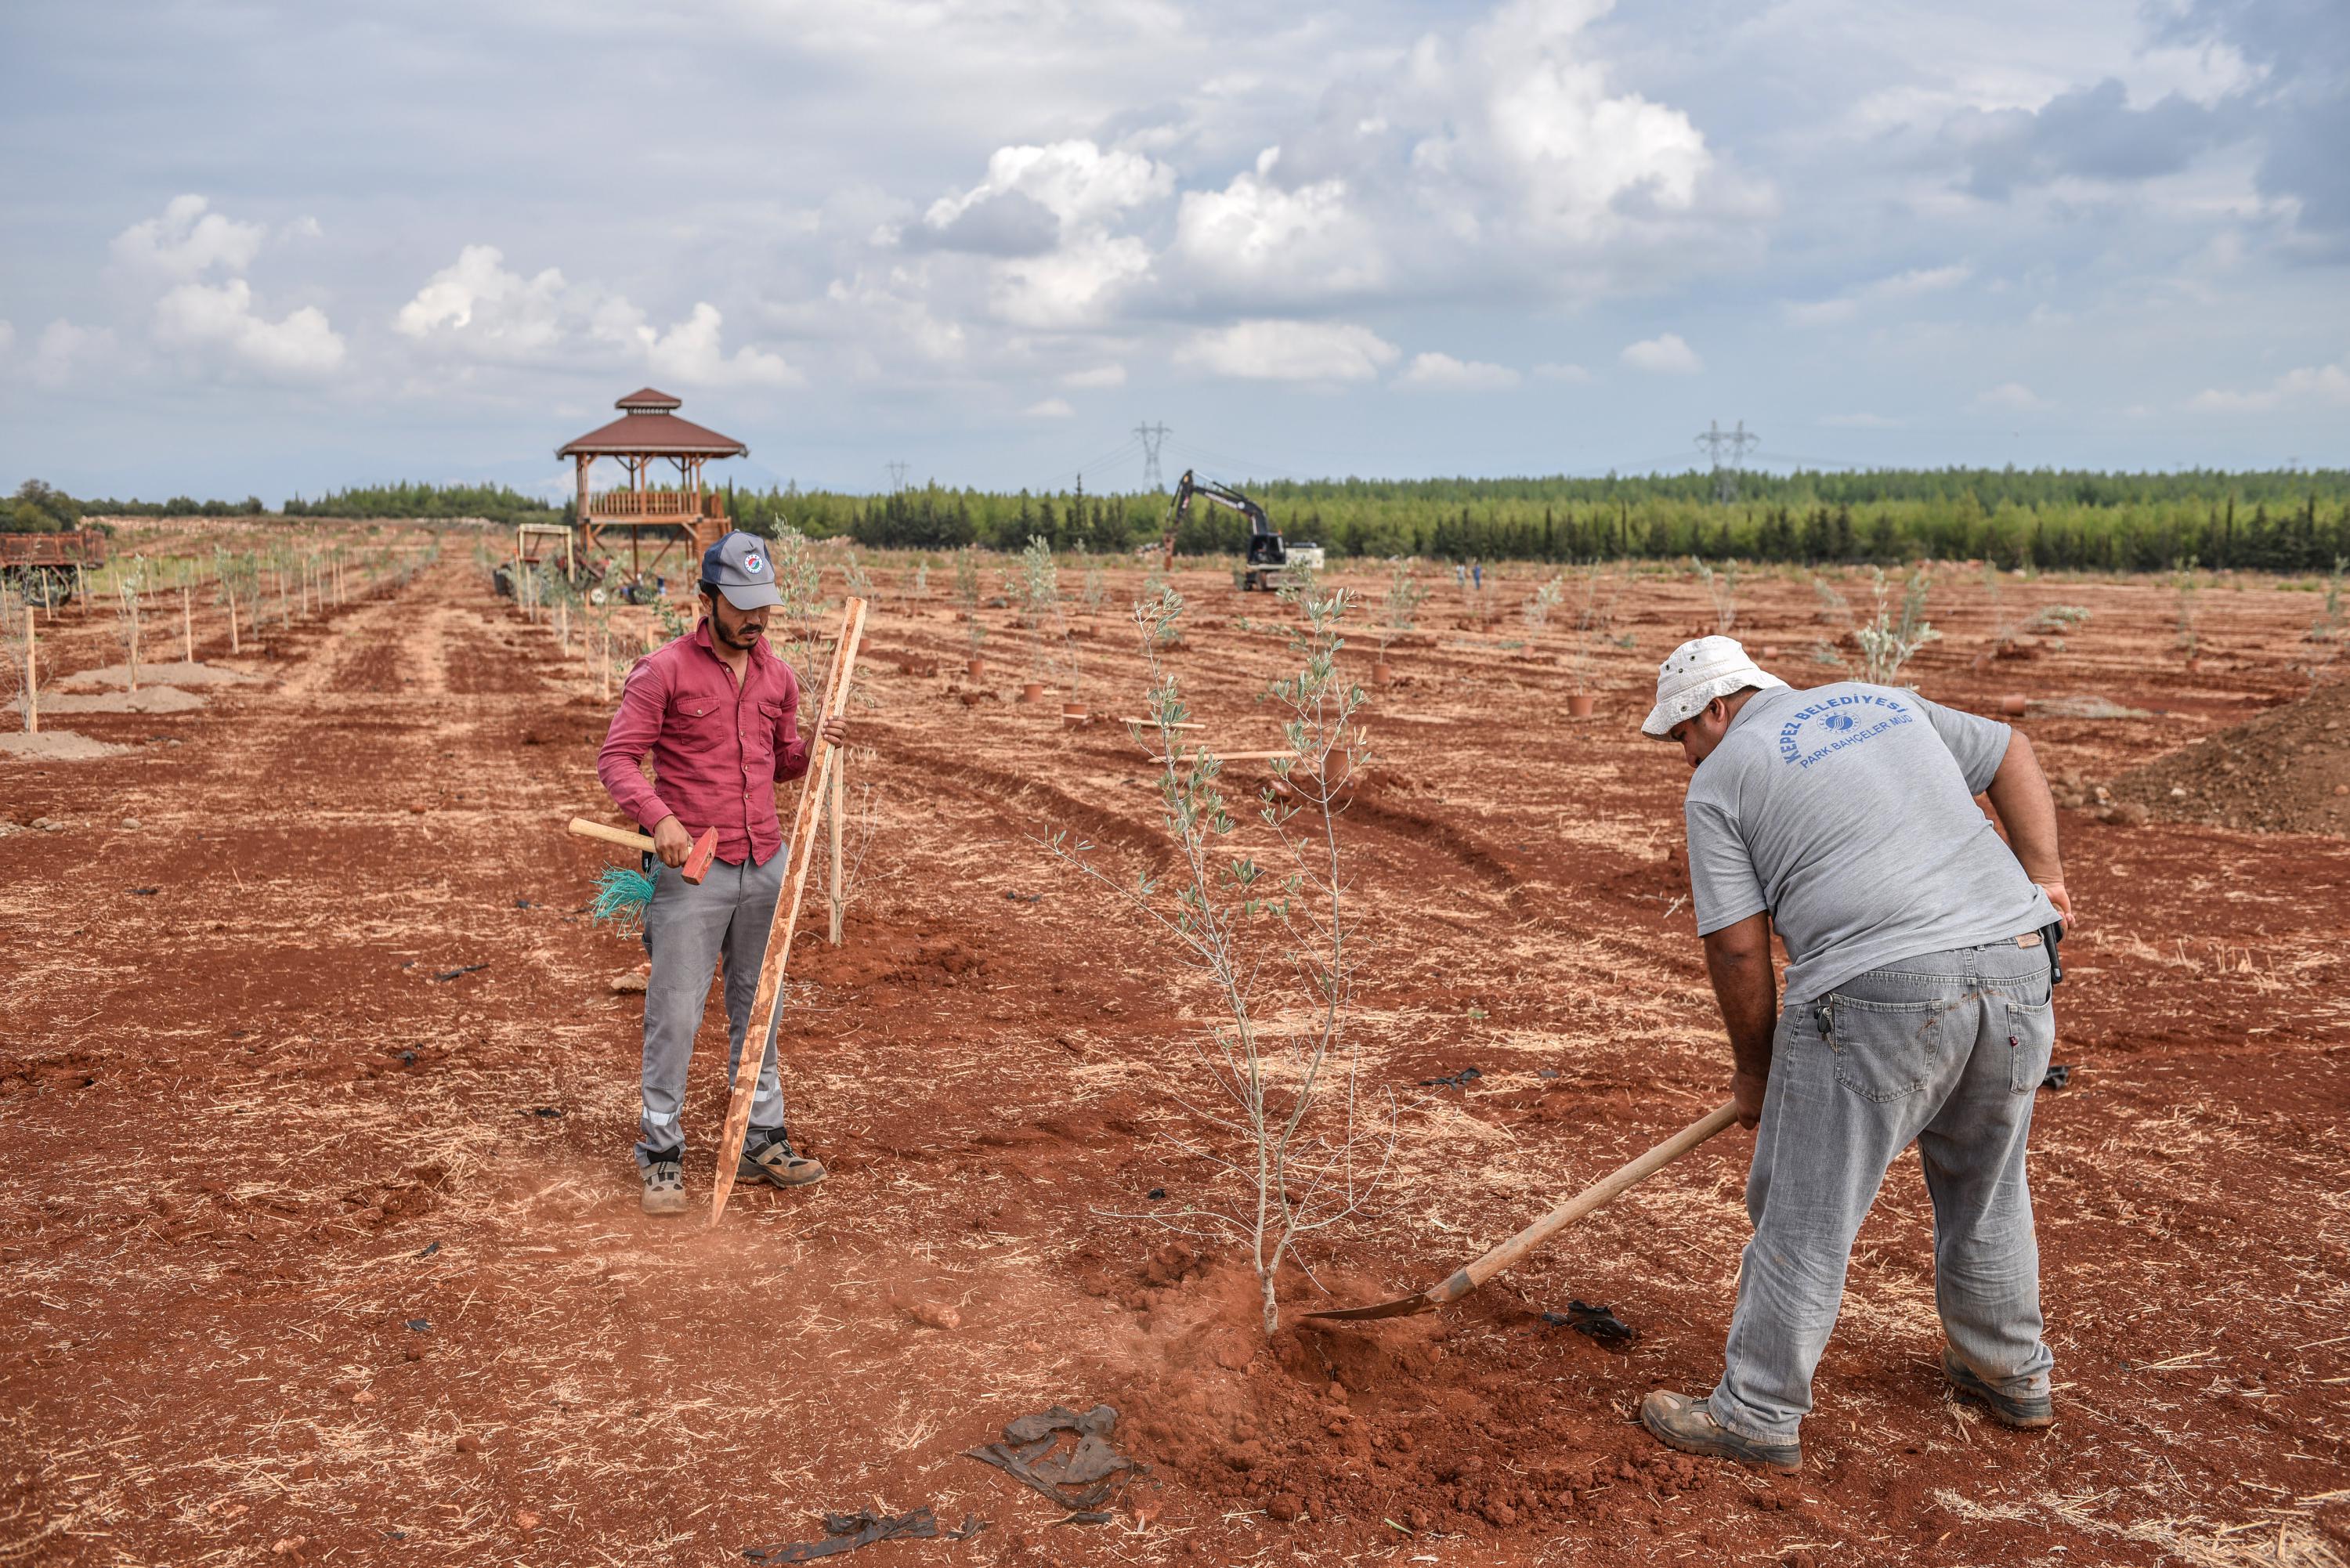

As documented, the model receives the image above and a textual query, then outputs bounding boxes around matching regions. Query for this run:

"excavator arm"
[1162,469,1276,571]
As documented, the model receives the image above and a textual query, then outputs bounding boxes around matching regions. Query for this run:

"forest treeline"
[736,468,2350,573]
[12,469,2348,573]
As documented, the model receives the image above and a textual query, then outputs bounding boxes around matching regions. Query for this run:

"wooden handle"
[568,816,656,851]
[1438,1100,1739,1303]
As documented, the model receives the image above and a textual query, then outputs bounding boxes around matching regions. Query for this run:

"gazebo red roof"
[556,389,748,458]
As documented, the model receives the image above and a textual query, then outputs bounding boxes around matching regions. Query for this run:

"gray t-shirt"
[1683,681,2056,1004]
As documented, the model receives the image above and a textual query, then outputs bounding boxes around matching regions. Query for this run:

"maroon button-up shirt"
[596,620,812,867]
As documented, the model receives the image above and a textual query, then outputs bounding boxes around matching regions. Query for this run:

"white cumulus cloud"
[1621,333,1701,374]
[154,280,345,377]
[1022,397,1076,418]
[31,320,115,386]
[600,301,798,388]
[924,140,1172,237]
[2187,358,2350,412]
[919,140,1172,328]
[396,244,573,353]
[990,232,1154,330]
[1395,351,1520,391]
[1787,263,1972,327]
[400,245,797,385]
[1175,319,1401,382]
[1974,381,2048,410]
[1172,149,1383,302]
[110,194,265,277]
[1061,363,1126,388]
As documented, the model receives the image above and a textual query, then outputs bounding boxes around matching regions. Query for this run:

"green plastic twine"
[590,864,657,933]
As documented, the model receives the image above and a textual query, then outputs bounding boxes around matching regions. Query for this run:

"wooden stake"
[709,597,868,1225]
[228,584,239,654]
[828,753,846,945]
[24,607,35,735]
[183,583,193,662]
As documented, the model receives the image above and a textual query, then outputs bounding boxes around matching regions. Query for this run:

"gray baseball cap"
[700,530,784,611]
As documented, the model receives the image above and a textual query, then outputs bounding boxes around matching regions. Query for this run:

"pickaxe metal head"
[681,826,719,884]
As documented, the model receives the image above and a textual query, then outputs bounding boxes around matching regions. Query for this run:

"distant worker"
[595,531,853,1216]
[1635,636,2070,1472]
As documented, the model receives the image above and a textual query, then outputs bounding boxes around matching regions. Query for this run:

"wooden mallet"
[567,815,719,884]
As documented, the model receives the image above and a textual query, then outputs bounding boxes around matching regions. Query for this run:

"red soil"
[2,533,2345,1566]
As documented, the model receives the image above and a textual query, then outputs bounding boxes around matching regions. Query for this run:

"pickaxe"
[567,815,718,884]
[1304,1100,1737,1321]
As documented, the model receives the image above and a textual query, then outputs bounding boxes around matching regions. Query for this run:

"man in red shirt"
[596,531,851,1216]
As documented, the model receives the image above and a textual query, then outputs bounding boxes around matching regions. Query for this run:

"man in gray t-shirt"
[1629,636,2074,1475]
[1685,681,2057,1004]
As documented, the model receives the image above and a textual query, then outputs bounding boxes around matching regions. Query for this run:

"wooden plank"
[708,598,869,1224]
[827,753,845,946]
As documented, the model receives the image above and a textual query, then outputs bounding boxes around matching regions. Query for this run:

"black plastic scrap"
[1417,1066,1483,1089]
[1541,1299,1638,1345]
[963,1404,1142,1523]
[2041,1064,2073,1090]
[741,1508,985,1563]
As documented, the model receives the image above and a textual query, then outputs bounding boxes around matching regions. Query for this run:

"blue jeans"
[1709,939,2057,1442]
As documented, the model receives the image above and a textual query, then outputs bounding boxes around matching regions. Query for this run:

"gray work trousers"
[634,851,789,1167]
[1710,938,2057,1442]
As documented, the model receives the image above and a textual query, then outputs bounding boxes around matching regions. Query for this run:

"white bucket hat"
[1641,635,1787,739]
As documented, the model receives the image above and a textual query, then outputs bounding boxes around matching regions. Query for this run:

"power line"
[1132,421,1172,490]
[884,460,909,493]
[1694,419,1760,502]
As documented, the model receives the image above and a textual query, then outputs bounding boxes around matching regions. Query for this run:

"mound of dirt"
[2109,682,2350,834]
[60,660,254,688]
[1075,1246,1719,1541]
[10,686,207,714]
[0,730,132,760]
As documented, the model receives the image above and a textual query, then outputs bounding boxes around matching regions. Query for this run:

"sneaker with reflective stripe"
[739,1135,826,1189]
[640,1158,687,1216]
[1943,1346,2055,1429]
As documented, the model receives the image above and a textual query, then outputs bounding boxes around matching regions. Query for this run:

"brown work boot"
[640,1158,687,1217]
[1943,1347,2055,1429]
[1639,1390,1802,1473]
[739,1133,826,1190]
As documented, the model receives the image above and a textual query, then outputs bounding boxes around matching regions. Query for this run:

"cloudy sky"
[1,0,2344,501]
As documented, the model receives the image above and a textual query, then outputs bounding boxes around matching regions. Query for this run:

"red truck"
[0,529,110,605]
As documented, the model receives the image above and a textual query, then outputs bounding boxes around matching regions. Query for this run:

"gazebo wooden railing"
[588,490,728,520]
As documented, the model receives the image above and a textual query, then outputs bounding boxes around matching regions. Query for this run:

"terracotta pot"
[966,656,985,678]
[1998,693,2029,717]
[1061,703,1088,726]
[1567,692,1597,718]
[1020,681,1047,703]
[1372,661,1394,686]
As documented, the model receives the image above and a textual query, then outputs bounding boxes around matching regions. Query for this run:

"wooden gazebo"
[557,388,746,577]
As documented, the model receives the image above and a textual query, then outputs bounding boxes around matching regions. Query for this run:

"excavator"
[1159,469,1323,591]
